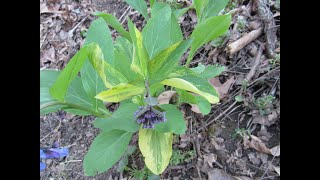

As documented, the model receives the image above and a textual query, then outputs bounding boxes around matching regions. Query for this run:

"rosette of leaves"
[40,0,231,176]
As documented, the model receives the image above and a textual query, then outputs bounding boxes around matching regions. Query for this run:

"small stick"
[227,28,263,55]
[196,166,203,180]
[68,16,88,37]
[244,45,264,82]
[40,119,62,142]
[197,101,238,133]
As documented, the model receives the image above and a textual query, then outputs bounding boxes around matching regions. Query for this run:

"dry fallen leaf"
[270,145,280,157]
[234,176,253,180]
[273,165,280,175]
[243,135,271,154]
[248,152,261,165]
[208,168,237,180]
[157,91,176,105]
[188,9,197,23]
[257,125,272,142]
[203,153,217,168]
[209,76,235,99]
[178,134,191,148]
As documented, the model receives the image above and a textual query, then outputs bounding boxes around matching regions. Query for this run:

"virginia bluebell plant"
[40,142,69,171]
[134,105,167,128]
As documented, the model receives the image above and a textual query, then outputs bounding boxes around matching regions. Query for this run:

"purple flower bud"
[41,148,69,159]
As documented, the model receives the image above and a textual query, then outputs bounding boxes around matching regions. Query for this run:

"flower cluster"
[134,105,167,129]
[40,142,69,171]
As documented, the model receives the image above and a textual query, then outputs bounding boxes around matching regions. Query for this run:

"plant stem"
[145,80,151,98]
[40,101,110,118]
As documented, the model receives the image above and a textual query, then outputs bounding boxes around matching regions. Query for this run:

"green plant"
[232,128,251,139]
[170,149,195,165]
[40,0,231,176]
[254,95,275,115]
[269,53,280,67]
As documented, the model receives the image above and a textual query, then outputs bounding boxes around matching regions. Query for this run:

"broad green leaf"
[177,90,210,115]
[81,17,114,110]
[94,102,140,132]
[190,63,206,74]
[200,0,230,22]
[142,2,183,59]
[114,36,133,60]
[150,83,165,97]
[84,130,133,176]
[125,0,149,21]
[95,83,145,102]
[200,64,225,79]
[148,39,193,84]
[191,64,225,79]
[41,70,109,116]
[154,104,187,134]
[195,96,211,115]
[103,61,129,87]
[128,18,149,78]
[94,12,131,41]
[177,89,197,105]
[150,0,155,7]
[40,70,64,114]
[173,7,191,19]
[167,66,197,78]
[114,50,139,82]
[139,129,173,175]
[145,97,159,106]
[186,14,231,66]
[193,0,208,21]
[161,75,219,104]
[49,43,122,102]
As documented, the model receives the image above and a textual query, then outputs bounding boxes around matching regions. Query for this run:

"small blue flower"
[40,162,46,172]
[42,148,69,159]
[134,105,167,129]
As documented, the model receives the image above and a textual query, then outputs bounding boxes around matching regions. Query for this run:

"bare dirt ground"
[40,0,280,179]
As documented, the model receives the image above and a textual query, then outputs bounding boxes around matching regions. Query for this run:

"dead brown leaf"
[178,134,191,148]
[257,125,272,142]
[188,9,197,23]
[209,76,235,99]
[234,176,252,180]
[157,91,176,105]
[208,168,237,180]
[273,165,280,175]
[243,135,271,154]
[247,152,261,165]
[270,145,280,157]
[203,153,217,168]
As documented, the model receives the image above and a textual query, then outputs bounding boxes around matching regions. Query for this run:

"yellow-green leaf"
[95,83,145,102]
[139,129,173,175]
[161,77,219,104]
[128,18,149,78]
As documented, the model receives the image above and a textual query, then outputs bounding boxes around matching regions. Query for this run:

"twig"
[244,45,264,82]
[64,160,82,164]
[260,175,280,180]
[254,0,277,59]
[197,101,238,133]
[196,166,203,180]
[68,16,88,37]
[259,155,276,179]
[227,28,263,55]
[40,118,62,142]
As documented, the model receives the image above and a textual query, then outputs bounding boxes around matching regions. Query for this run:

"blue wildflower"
[40,142,69,172]
[134,105,166,129]
[40,162,46,171]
